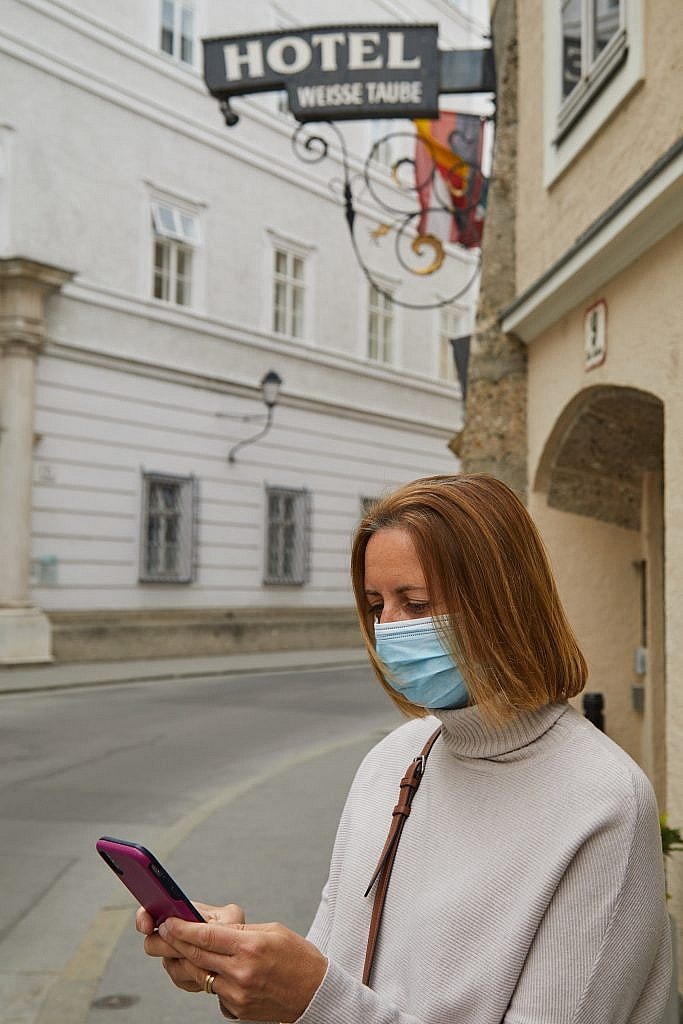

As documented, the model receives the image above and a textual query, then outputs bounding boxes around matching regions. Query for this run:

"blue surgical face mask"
[373,615,469,710]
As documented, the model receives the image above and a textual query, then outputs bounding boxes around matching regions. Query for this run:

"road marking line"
[32,724,393,1024]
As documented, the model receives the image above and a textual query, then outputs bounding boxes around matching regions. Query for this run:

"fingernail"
[158,923,168,939]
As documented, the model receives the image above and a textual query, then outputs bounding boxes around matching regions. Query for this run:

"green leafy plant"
[660,813,683,900]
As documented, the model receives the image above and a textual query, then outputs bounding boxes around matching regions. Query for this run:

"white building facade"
[0,0,491,663]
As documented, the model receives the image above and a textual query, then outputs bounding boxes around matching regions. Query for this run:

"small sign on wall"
[30,555,58,586]
[584,299,607,370]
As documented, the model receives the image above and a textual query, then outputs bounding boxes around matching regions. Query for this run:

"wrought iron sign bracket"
[203,24,495,311]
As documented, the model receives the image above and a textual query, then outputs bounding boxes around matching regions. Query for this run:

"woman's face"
[364,527,438,624]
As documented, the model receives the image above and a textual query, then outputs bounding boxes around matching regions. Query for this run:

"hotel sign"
[203,24,441,122]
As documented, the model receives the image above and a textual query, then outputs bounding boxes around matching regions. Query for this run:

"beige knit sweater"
[299,702,672,1023]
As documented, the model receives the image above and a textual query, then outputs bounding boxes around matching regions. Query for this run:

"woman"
[138,474,672,1022]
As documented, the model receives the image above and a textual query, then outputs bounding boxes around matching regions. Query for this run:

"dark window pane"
[562,0,582,99]
[146,545,159,574]
[162,485,177,509]
[166,519,179,544]
[267,522,280,576]
[164,545,178,572]
[161,0,175,55]
[181,35,193,64]
[594,0,619,58]
[161,26,174,55]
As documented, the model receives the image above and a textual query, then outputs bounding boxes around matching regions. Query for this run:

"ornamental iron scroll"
[203,25,495,310]
[290,118,489,310]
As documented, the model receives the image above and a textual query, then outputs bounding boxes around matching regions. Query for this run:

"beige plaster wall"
[530,500,643,763]
[527,222,683,969]
[527,224,682,482]
[515,0,683,291]
[663,360,683,940]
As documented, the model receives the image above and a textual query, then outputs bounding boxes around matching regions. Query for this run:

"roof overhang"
[500,138,683,343]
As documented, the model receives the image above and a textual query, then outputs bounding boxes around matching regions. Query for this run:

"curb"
[32,725,394,1024]
[0,648,370,696]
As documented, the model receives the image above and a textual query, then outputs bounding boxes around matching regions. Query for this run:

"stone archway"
[535,385,663,530]
[534,384,665,798]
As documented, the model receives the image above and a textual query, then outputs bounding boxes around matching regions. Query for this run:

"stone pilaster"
[0,257,73,663]
[455,0,527,499]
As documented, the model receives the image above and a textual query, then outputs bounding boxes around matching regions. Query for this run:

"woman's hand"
[136,902,246,993]
[156,914,327,1023]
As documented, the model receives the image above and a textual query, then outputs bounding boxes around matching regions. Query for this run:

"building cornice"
[59,276,461,400]
[0,256,74,354]
[3,3,480,274]
[500,136,683,343]
[0,256,75,289]
[0,27,336,206]
[42,340,457,439]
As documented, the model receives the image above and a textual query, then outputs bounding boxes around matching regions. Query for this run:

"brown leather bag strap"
[362,726,442,987]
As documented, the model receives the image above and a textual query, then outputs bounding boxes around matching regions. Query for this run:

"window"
[276,91,291,116]
[543,0,642,184]
[273,248,305,338]
[558,0,625,137]
[140,472,197,583]
[160,0,196,65]
[369,120,394,169]
[151,201,199,307]
[367,284,394,364]
[264,486,311,585]
[438,305,462,383]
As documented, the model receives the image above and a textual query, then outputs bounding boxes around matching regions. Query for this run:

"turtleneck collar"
[432,701,570,760]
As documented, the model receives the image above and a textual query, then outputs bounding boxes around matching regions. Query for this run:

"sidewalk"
[0,646,370,695]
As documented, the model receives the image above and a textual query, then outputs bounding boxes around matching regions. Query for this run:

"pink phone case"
[96,836,204,925]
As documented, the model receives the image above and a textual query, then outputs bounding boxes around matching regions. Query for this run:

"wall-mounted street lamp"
[227,370,283,464]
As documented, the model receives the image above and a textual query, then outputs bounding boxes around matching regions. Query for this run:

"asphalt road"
[0,664,401,1024]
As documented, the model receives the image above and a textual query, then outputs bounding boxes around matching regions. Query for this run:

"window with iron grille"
[160,0,196,65]
[367,283,394,364]
[559,0,626,135]
[151,201,199,307]
[264,486,311,585]
[140,472,197,583]
[272,248,305,338]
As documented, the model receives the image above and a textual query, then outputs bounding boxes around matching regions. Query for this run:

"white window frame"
[543,0,644,185]
[272,248,305,339]
[151,199,200,308]
[266,230,315,342]
[159,0,197,66]
[276,91,291,117]
[369,119,395,170]
[139,471,198,584]
[437,303,465,384]
[558,0,625,129]
[264,486,311,586]
[367,282,395,365]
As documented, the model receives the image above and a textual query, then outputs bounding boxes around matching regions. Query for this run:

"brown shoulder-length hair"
[351,474,587,723]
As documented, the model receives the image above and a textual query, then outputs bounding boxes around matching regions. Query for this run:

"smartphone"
[96,836,204,926]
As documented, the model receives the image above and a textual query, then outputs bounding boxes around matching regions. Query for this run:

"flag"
[414,113,488,249]
[451,335,471,399]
